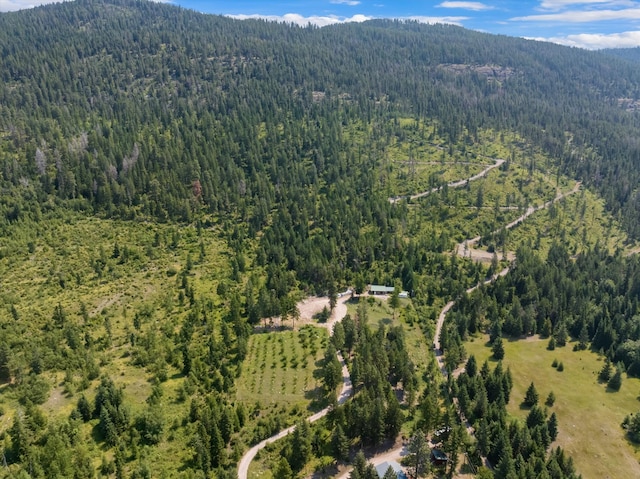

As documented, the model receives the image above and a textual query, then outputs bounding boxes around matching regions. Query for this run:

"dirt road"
[455,181,581,262]
[389,158,505,204]
[237,295,352,479]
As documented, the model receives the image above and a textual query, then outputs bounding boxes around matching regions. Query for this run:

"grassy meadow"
[465,334,640,479]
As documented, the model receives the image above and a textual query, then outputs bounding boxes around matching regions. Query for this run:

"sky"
[3,0,640,49]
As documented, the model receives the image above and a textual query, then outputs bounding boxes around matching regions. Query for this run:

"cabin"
[375,461,408,479]
[430,449,449,467]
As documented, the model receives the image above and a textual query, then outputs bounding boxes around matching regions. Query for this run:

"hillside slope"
[1,1,640,478]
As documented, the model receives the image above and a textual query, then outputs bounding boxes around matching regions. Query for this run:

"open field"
[465,334,640,479]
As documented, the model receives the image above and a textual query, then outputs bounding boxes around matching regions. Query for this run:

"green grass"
[346,296,437,412]
[374,117,632,259]
[0,212,230,476]
[236,326,328,408]
[465,334,640,479]
[506,187,636,256]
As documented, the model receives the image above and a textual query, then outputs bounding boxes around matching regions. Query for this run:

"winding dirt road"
[455,181,581,262]
[432,183,582,469]
[239,174,581,478]
[389,158,505,204]
[237,295,353,479]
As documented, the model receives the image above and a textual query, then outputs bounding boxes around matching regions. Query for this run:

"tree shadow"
[305,386,328,411]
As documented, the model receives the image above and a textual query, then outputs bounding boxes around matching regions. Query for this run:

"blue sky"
[3,0,640,49]
[170,0,640,49]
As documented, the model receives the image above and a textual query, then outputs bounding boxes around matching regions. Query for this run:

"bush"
[134,408,164,445]
[545,391,556,407]
[623,413,640,443]
[557,362,564,372]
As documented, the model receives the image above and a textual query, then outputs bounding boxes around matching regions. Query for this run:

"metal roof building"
[375,461,408,479]
[369,285,395,295]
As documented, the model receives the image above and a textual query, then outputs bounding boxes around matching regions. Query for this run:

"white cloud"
[437,1,495,10]
[0,0,64,12]
[538,0,634,9]
[227,13,372,27]
[512,7,640,21]
[405,15,469,26]
[533,29,640,49]
[330,0,361,5]
[0,0,173,12]
[227,12,467,28]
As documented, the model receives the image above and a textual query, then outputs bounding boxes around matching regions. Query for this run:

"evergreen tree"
[523,382,539,408]
[331,425,349,462]
[381,466,395,479]
[608,368,622,391]
[545,391,556,407]
[492,337,505,360]
[289,420,312,471]
[406,432,430,478]
[599,357,613,382]
[0,342,11,383]
[273,457,294,479]
[547,412,559,441]
[465,354,477,377]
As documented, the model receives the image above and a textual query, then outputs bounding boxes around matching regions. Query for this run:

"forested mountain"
[603,47,640,63]
[2,0,640,262]
[2,1,640,478]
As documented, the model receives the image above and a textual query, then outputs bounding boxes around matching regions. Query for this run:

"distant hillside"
[603,47,640,63]
[3,2,640,478]
[1,0,640,243]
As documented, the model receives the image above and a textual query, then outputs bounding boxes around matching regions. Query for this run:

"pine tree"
[492,337,505,360]
[331,425,349,462]
[607,368,622,391]
[383,466,397,479]
[0,342,11,383]
[545,391,556,407]
[407,432,430,478]
[523,382,539,407]
[273,457,294,479]
[289,420,312,471]
[351,450,369,479]
[547,412,559,441]
[465,354,477,377]
[599,357,613,382]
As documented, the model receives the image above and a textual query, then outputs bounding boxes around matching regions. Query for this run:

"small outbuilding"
[430,449,449,467]
[375,461,408,479]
